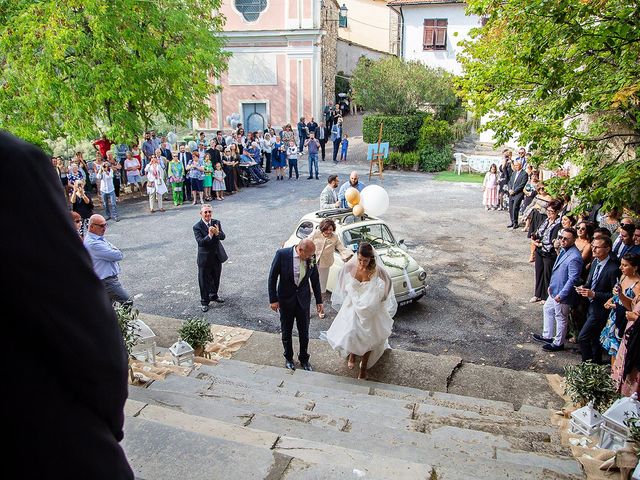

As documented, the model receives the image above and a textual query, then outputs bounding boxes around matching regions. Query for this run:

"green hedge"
[363,113,428,152]
[420,145,453,172]
[417,117,454,150]
[385,151,421,170]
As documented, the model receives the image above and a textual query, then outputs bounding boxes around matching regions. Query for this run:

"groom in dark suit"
[193,204,228,312]
[268,239,324,371]
[577,236,620,363]
[507,159,528,229]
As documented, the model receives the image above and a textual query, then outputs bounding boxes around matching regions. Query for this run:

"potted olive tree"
[114,305,141,381]
[564,362,619,412]
[177,318,213,357]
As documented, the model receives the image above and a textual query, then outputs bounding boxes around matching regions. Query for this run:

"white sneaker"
[529,296,542,303]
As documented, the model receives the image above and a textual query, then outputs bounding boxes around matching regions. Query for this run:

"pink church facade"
[195,0,339,133]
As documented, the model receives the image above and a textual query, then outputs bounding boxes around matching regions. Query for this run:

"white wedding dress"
[325,257,397,367]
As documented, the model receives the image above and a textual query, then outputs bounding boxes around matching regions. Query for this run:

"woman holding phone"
[601,254,640,362]
[530,200,563,303]
[610,254,640,395]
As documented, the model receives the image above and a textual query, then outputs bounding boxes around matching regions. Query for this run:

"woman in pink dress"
[482,163,499,210]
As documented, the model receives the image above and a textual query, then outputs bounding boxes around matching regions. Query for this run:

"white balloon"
[359,185,389,217]
[187,140,197,151]
[167,132,177,144]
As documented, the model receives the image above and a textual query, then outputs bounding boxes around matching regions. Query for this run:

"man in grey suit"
[319,174,340,210]
[506,160,528,229]
[532,227,583,351]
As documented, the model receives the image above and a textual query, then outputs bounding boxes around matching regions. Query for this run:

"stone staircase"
[123,357,584,479]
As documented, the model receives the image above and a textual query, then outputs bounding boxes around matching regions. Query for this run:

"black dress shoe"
[532,333,552,343]
[201,305,209,312]
[543,343,564,352]
[506,224,514,228]
[512,225,520,230]
[212,297,225,303]
[301,362,313,371]
[285,360,296,371]
[307,176,313,179]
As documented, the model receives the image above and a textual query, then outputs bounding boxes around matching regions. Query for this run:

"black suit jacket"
[585,257,620,320]
[205,147,222,166]
[508,169,528,196]
[193,219,228,267]
[317,126,329,144]
[178,150,193,171]
[268,247,322,311]
[3,131,132,478]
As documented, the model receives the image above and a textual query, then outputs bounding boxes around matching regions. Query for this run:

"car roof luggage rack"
[315,208,352,218]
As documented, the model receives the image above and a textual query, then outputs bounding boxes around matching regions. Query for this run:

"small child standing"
[340,134,349,162]
[212,162,226,201]
[287,140,299,179]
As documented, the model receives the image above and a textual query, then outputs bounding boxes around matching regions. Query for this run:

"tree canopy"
[351,56,458,117]
[458,0,640,212]
[0,0,228,146]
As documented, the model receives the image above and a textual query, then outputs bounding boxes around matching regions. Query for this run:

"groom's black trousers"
[280,303,310,363]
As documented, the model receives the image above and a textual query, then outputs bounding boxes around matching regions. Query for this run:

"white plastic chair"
[453,152,470,175]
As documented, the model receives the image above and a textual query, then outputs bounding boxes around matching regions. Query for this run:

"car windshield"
[342,223,396,251]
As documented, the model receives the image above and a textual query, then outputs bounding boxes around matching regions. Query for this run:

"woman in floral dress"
[603,254,640,362]
[167,155,185,206]
[611,254,640,396]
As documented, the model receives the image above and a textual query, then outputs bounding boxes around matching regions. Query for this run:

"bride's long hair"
[358,243,376,273]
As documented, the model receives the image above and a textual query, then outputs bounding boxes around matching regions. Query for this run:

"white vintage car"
[284,209,427,306]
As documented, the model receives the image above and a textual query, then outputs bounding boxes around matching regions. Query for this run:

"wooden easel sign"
[368,122,389,181]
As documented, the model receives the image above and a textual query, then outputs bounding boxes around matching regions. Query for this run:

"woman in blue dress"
[601,254,640,361]
[271,135,287,180]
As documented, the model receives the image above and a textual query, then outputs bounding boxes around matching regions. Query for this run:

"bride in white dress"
[325,243,397,379]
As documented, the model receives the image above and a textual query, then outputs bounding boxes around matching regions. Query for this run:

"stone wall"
[320,0,339,108]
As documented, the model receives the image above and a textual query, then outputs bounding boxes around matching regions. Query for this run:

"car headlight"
[418,270,426,281]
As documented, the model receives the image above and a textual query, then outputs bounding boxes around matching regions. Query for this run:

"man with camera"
[96,161,119,222]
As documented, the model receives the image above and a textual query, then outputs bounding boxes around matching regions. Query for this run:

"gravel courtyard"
[109,152,578,375]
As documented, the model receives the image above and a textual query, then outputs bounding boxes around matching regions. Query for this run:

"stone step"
[124,400,434,479]
[195,358,553,426]
[157,369,557,440]
[123,412,277,479]
[132,382,580,479]
[280,458,397,480]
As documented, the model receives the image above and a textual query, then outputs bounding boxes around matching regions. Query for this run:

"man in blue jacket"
[532,227,583,351]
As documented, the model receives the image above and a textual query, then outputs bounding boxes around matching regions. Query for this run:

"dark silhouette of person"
[2,130,133,479]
